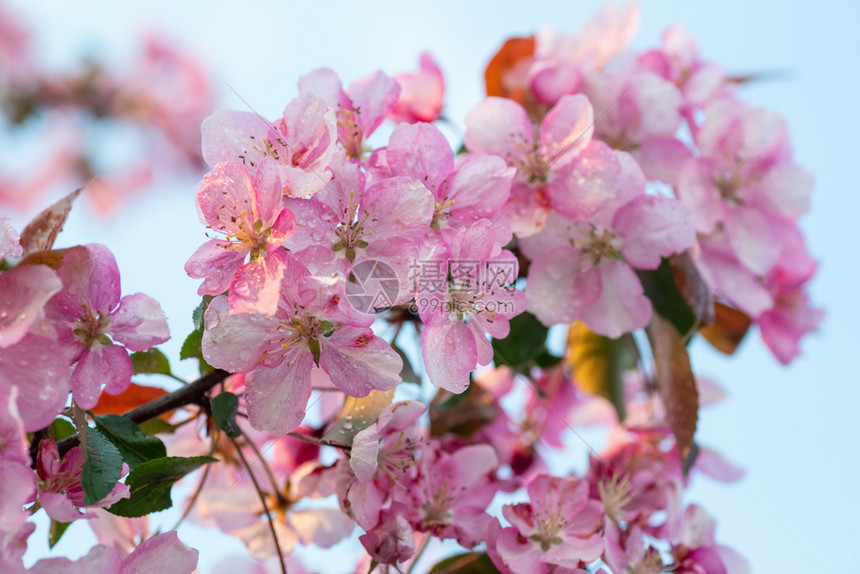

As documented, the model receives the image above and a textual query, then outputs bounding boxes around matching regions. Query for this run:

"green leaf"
[82,427,123,506]
[210,392,241,438]
[130,348,171,376]
[180,329,213,375]
[492,311,549,372]
[179,329,202,361]
[50,417,76,441]
[566,322,635,422]
[428,552,498,573]
[107,456,217,518]
[48,519,71,549]
[138,417,174,436]
[93,415,167,469]
[192,295,215,331]
[636,259,696,337]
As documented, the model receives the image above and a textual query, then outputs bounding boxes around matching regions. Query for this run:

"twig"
[230,434,288,574]
[47,368,230,462]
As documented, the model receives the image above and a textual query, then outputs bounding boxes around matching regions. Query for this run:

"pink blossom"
[26,531,198,574]
[401,442,499,548]
[202,92,338,197]
[359,503,416,565]
[390,53,445,124]
[583,68,692,185]
[585,428,682,527]
[417,219,526,392]
[529,2,640,106]
[671,505,749,574]
[381,121,515,246]
[465,94,595,236]
[523,163,695,337]
[637,26,730,118]
[678,98,812,275]
[202,256,401,435]
[339,400,425,530]
[186,160,297,315]
[487,475,604,573]
[299,68,400,161]
[758,227,822,363]
[284,152,435,307]
[45,244,170,409]
[34,439,130,522]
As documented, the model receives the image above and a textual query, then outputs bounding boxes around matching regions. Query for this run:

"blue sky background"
[5,1,859,572]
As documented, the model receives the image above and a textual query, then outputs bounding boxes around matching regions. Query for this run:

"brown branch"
[48,368,230,461]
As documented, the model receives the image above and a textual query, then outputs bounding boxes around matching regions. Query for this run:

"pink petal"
[349,426,381,482]
[109,293,170,351]
[756,162,813,218]
[579,260,652,338]
[725,204,784,275]
[72,343,133,407]
[201,295,280,373]
[386,122,454,191]
[347,70,400,137]
[530,63,581,107]
[446,154,515,220]
[39,491,84,523]
[184,238,245,296]
[525,247,600,326]
[694,446,745,483]
[632,137,692,185]
[53,244,121,317]
[289,508,355,547]
[245,348,314,435]
[360,176,435,242]
[539,94,594,167]
[280,92,338,175]
[122,531,199,574]
[465,97,534,164]
[0,334,69,431]
[0,264,62,348]
[0,461,35,531]
[227,251,288,316]
[677,160,725,233]
[420,320,477,393]
[201,108,267,168]
[319,327,402,396]
[613,195,695,269]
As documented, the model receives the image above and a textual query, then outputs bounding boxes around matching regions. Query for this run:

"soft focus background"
[4,1,858,572]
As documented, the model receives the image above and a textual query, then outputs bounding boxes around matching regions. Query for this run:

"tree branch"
[48,368,231,460]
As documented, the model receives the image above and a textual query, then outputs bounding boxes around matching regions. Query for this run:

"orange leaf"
[19,187,83,256]
[92,383,170,419]
[484,36,535,103]
[699,302,752,355]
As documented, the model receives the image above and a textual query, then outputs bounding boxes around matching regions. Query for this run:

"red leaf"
[484,36,535,103]
[92,383,170,419]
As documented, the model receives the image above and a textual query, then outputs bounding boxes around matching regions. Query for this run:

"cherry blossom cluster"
[0,1,820,572]
[491,1,821,361]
